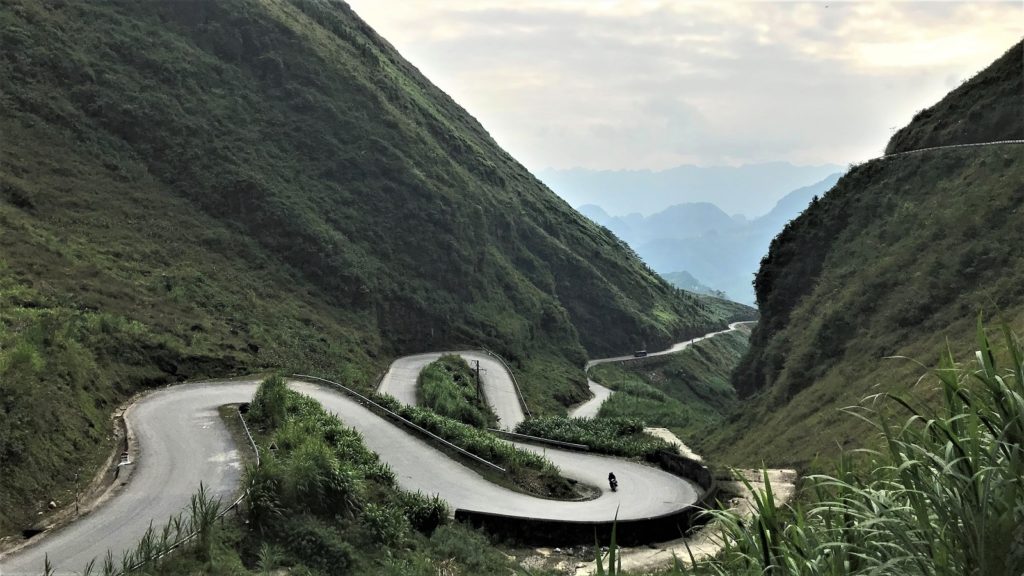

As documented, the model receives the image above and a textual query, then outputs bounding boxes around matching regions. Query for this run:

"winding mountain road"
[1,345,706,575]
[570,321,754,419]
[0,382,252,576]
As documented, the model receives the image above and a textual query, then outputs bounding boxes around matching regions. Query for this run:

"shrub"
[515,416,672,458]
[361,503,411,546]
[250,375,288,429]
[399,491,448,535]
[278,515,355,573]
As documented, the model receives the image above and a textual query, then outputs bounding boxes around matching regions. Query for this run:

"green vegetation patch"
[515,417,673,459]
[686,326,1024,576]
[418,354,497,428]
[591,328,749,440]
[236,376,515,575]
[373,394,580,499]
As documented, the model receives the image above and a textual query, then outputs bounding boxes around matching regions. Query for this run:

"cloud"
[346,0,1022,171]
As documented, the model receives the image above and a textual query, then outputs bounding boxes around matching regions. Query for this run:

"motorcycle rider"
[608,472,618,491]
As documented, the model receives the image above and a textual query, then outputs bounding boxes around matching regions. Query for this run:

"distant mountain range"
[659,271,726,298]
[540,162,843,218]
[580,173,843,303]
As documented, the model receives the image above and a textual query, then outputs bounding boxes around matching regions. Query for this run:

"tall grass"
[693,323,1024,575]
[67,484,223,575]
[419,355,497,428]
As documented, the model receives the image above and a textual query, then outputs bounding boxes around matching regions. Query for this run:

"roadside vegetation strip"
[372,394,583,500]
[487,428,591,451]
[293,373,507,474]
[515,417,674,459]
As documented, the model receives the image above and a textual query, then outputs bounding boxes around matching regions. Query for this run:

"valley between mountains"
[2,0,1022,574]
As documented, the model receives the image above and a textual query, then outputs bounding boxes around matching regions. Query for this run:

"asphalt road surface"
[0,382,253,576]
[1,375,698,575]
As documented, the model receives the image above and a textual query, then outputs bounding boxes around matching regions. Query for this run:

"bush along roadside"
[418,354,498,428]
[685,323,1024,576]
[372,393,583,499]
[515,416,674,459]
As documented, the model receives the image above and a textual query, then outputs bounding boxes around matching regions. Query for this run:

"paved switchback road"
[378,351,525,429]
[1,376,697,575]
[0,382,253,576]
[570,321,755,419]
[297,381,698,521]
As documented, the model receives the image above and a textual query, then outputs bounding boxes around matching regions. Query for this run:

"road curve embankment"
[570,321,755,419]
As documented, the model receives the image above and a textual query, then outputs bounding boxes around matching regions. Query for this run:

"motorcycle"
[609,476,618,492]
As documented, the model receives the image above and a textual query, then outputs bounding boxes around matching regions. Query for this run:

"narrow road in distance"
[570,321,755,419]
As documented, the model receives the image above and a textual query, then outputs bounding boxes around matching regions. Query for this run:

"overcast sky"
[346,1,1021,173]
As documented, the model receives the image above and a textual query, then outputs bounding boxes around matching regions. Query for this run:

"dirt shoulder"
[0,392,142,558]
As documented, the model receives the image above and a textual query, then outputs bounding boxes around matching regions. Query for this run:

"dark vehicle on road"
[633,349,647,357]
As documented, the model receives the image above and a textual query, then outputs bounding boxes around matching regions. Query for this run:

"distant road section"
[570,321,755,419]
[569,381,615,420]
[378,350,525,430]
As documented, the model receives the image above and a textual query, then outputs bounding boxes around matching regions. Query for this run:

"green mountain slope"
[703,41,1024,467]
[885,41,1023,154]
[0,0,746,534]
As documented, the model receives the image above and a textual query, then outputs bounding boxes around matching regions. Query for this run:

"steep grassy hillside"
[0,0,740,534]
[886,41,1023,154]
[590,326,750,442]
[707,42,1024,467]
